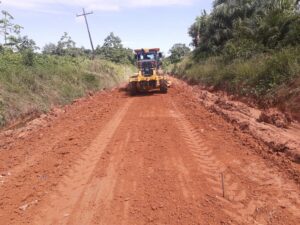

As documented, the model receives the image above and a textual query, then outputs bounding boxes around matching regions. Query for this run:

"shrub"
[22,50,35,66]
[170,46,300,100]
[0,52,134,127]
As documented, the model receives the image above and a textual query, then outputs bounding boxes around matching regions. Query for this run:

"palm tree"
[190,0,300,56]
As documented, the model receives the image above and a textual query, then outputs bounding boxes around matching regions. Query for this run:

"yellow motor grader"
[128,48,168,95]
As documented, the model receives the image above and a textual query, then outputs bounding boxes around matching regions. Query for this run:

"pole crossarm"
[76,12,93,17]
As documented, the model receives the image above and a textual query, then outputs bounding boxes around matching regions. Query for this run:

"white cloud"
[128,0,193,7]
[1,0,195,12]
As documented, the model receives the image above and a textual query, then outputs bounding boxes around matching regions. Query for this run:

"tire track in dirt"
[67,128,132,225]
[33,98,133,225]
[93,94,215,225]
[169,101,252,224]
[1,129,72,185]
[89,112,143,225]
[0,91,127,225]
[169,89,300,225]
[1,81,300,225]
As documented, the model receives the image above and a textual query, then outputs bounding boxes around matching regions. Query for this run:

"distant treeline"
[0,9,134,65]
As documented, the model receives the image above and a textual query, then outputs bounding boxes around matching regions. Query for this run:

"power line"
[76,8,95,58]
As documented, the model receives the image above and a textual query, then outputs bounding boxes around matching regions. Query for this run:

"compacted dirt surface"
[0,79,300,225]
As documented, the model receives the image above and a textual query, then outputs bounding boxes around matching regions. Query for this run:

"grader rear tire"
[160,80,168,94]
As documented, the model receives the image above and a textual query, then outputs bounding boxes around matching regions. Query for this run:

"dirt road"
[0,80,300,225]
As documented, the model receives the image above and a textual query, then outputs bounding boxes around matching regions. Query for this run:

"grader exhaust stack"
[128,48,168,95]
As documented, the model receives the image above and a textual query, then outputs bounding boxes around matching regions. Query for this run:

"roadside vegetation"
[167,0,300,119]
[0,9,134,127]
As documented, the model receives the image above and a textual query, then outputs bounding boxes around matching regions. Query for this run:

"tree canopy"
[189,0,300,58]
[0,10,35,51]
[169,43,190,63]
[95,32,134,64]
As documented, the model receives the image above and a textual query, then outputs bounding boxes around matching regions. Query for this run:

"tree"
[254,0,300,47]
[43,34,93,57]
[102,32,123,49]
[56,32,76,55]
[7,35,38,51]
[189,0,300,58]
[169,44,190,63]
[0,10,14,44]
[0,9,38,53]
[96,33,134,64]
[0,10,23,45]
[189,11,210,48]
[42,43,57,55]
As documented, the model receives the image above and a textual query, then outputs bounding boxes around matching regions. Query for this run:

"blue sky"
[0,0,213,54]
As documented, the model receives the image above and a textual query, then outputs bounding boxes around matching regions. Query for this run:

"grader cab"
[128,48,168,95]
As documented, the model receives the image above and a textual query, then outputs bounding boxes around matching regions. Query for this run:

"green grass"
[0,51,134,127]
[170,47,300,97]
[168,46,300,118]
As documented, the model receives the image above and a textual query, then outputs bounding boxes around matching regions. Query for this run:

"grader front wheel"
[128,82,138,96]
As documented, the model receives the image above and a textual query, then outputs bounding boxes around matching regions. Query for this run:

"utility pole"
[0,1,6,45]
[77,8,95,58]
[0,1,4,45]
[4,11,7,44]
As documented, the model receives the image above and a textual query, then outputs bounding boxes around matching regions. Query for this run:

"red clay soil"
[0,81,300,225]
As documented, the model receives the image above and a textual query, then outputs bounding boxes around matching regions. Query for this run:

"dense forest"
[168,0,300,118]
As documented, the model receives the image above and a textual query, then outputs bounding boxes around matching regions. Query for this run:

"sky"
[0,0,213,54]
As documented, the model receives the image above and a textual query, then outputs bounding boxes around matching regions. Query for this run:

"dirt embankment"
[0,57,133,128]
[170,78,300,164]
[0,79,299,225]
[274,77,300,121]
